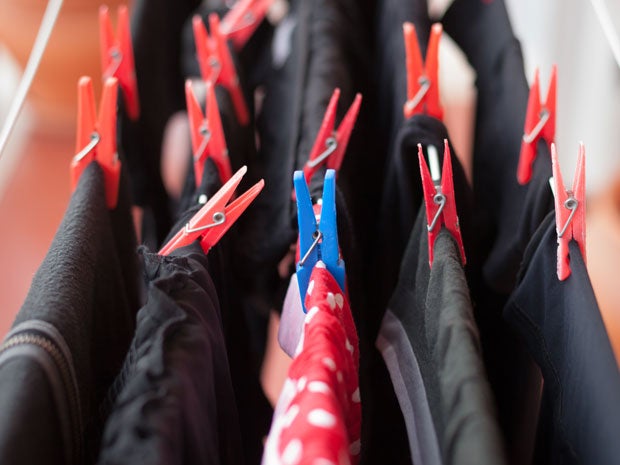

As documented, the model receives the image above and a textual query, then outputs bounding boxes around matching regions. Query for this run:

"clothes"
[0,161,140,465]
[441,1,555,457]
[98,242,244,465]
[263,263,361,465]
[378,215,507,465]
[120,0,201,245]
[173,144,274,465]
[504,213,620,465]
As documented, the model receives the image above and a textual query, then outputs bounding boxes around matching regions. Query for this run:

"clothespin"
[294,169,345,312]
[418,140,466,267]
[159,166,264,255]
[403,22,443,120]
[302,89,362,185]
[70,76,120,209]
[517,66,557,184]
[193,13,250,126]
[220,0,275,51]
[99,5,139,121]
[551,143,586,281]
[186,80,232,187]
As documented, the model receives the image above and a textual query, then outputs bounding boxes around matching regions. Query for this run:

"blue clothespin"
[294,169,346,313]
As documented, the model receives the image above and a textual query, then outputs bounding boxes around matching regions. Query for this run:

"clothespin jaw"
[193,14,250,126]
[185,80,232,187]
[294,169,346,312]
[99,5,140,121]
[71,76,121,209]
[518,65,557,184]
[418,140,466,267]
[302,89,362,185]
[403,22,443,120]
[220,0,275,51]
[159,165,264,256]
[551,143,586,281]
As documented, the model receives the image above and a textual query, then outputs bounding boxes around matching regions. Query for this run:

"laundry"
[0,0,618,464]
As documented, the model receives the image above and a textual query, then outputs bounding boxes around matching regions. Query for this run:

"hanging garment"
[97,242,245,465]
[504,213,620,465]
[119,0,201,245]
[440,1,555,457]
[0,161,140,465]
[247,0,369,319]
[173,147,274,465]
[377,207,506,465]
[263,263,361,465]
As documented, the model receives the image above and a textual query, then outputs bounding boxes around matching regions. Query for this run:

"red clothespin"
[517,66,557,184]
[220,0,275,51]
[403,22,443,120]
[186,80,232,187]
[99,5,140,121]
[159,166,264,256]
[418,140,466,267]
[70,76,120,209]
[302,88,362,185]
[193,13,250,126]
[551,143,586,281]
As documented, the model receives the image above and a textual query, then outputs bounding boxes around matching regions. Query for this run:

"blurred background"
[0,0,619,354]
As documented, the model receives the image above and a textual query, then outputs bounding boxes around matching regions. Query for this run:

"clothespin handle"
[220,0,275,51]
[418,140,465,267]
[99,5,140,121]
[517,66,557,184]
[70,76,121,209]
[551,143,586,280]
[193,14,250,126]
[403,22,443,120]
[302,89,362,186]
[159,166,264,256]
[185,80,232,187]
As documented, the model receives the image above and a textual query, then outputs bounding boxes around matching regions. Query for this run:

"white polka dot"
[345,339,354,354]
[349,439,361,455]
[322,357,337,371]
[283,404,300,427]
[312,459,336,465]
[294,331,305,356]
[282,439,303,464]
[337,371,343,383]
[351,387,361,403]
[306,306,320,323]
[308,279,315,296]
[316,260,326,269]
[327,292,336,310]
[307,409,337,428]
[308,381,331,394]
[297,376,307,391]
[334,293,344,309]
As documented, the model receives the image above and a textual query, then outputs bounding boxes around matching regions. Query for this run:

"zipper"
[0,321,82,464]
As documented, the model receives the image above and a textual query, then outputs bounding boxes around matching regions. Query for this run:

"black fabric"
[171,127,274,465]
[120,0,201,245]
[380,212,507,465]
[504,213,620,465]
[0,162,140,464]
[440,1,555,456]
[98,242,244,465]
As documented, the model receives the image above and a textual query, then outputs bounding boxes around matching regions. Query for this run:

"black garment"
[249,0,370,318]
[378,212,506,465]
[0,162,140,465]
[120,0,201,246]
[441,1,555,457]
[504,214,620,465]
[173,146,274,465]
[98,243,244,465]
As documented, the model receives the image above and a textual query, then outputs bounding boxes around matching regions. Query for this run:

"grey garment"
[378,209,507,465]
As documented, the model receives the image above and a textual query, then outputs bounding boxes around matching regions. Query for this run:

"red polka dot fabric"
[263,262,361,465]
